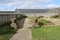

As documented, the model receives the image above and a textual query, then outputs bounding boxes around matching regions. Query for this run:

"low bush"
[30,16,43,19]
[0,21,17,35]
[0,26,17,35]
[40,19,51,24]
[38,16,44,18]
[0,21,17,40]
[38,22,44,27]
[14,14,27,23]
[16,14,27,20]
[38,19,51,26]
[0,21,12,27]
[51,15,60,18]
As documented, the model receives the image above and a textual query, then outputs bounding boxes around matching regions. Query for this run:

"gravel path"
[10,18,32,40]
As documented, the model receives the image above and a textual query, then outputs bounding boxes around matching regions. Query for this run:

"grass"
[0,34,13,40]
[0,22,17,40]
[32,26,60,40]
[0,26,17,40]
[40,19,51,24]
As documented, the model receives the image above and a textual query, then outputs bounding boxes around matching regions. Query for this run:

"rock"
[10,18,17,29]
[32,23,39,28]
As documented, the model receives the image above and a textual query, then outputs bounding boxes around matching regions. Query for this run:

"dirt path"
[51,19,60,25]
[10,18,32,40]
[42,18,60,26]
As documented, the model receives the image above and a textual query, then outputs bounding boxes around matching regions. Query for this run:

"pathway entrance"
[10,18,32,40]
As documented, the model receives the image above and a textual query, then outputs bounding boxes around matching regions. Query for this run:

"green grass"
[40,19,51,24]
[0,25,17,40]
[0,34,13,40]
[0,21,17,40]
[32,26,60,40]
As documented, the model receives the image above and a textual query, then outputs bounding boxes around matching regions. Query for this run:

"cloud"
[0,0,55,11]
[0,3,15,6]
[0,0,53,6]
[14,0,54,9]
[0,6,16,11]
[47,4,60,8]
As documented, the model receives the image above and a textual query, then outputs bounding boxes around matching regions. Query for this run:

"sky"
[0,0,60,11]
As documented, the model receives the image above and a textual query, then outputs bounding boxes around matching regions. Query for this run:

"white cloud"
[0,0,53,6]
[0,8,15,11]
[15,0,53,9]
[47,4,60,8]
[0,3,15,6]
[0,0,54,11]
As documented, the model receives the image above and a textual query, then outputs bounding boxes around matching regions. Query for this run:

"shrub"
[0,26,17,35]
[16,14,27,20]
[14,14,27,23]
[38,19,51,26]
[40,19,51,23]
[38,16,44,18]
[38,22,44,27]
[51,15,60,18]
[0,21,17,35]
[33,16,43,19]
[0,21,12,28]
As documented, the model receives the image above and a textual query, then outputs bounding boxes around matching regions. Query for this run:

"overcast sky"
[0,0,60,11]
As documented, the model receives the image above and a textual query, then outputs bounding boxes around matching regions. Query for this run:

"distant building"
[15,9,58,17]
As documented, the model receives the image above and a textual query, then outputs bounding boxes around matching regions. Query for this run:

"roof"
[0,11,14,13]
[15,9,49,13]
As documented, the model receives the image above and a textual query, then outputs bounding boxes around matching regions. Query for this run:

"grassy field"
[0,23,17,40]
[32,26,60,40]
[0,26,17,40]
[0,34,13,40]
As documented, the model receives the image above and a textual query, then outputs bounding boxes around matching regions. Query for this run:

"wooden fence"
[0,13,21,25]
